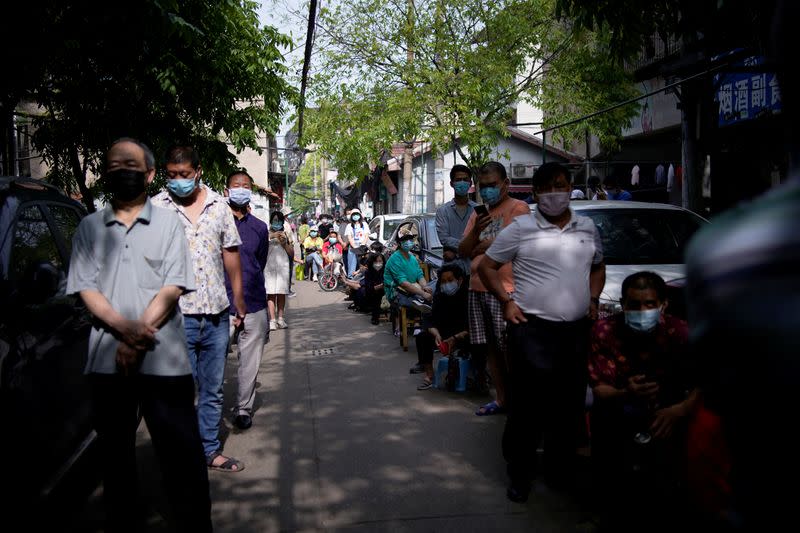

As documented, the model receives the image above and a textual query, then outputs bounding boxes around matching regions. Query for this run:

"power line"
[531,63,729,137]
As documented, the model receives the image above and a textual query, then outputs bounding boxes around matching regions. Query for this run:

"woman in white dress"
[265,211,293,330]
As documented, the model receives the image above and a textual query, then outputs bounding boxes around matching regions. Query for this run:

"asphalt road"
[70,279,589,532]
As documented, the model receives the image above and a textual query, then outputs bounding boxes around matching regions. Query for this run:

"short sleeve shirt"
[303,236,324,251]
[66,200,196,376]
[384,251,424,300]
[462,197,530,293]
[152,185,241,315]
[589,314,691,406]
[486,209,603,321]
[345,221,369,247]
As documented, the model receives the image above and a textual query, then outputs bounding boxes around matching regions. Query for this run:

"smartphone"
[474,204,489,217]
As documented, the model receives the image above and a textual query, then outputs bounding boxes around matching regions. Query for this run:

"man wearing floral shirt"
[588,271,698,530]
[153,145,247,473]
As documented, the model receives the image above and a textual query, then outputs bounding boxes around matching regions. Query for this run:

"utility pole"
[284,156,289,211]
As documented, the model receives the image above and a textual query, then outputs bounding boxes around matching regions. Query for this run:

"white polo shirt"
[486,208,603,322]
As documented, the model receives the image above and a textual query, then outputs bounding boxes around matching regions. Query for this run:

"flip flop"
[207,451,245,473]
[475,400,506,416]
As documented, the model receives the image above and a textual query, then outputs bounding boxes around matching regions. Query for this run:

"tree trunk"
[402,142,414,213]
[69,146,95,213]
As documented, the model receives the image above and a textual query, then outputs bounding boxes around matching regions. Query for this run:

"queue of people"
[66,138,297,531]
[65,139,719,531]
[371,160,702,530]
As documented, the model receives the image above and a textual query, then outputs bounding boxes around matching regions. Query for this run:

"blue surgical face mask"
[401,240,414,251]
[309,231,318,237]
[453,181,470,196]
[228,187,252,205]
[167,176,198,198]
[329,237,338,244]
[352,214,361,222]
[624,308,662,332]
[440,281,459,296]
[270,222,283,231]
[479,185,501,206]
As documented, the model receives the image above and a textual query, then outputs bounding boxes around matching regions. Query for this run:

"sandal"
[475,400,506,416]
[417,378,433,390]
[207,451,245,473]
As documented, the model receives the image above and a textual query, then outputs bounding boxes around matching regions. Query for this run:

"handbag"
[380,294,390,311]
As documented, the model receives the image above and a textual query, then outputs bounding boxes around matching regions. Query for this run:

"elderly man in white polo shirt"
[478,162,606,504]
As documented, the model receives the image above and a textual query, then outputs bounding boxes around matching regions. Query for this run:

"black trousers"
[502,316,590,489]
[354,286,384,317]
[90,373,212,533]
[415,330,436,365]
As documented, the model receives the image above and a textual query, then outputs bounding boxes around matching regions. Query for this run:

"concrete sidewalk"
[76,279,588,532]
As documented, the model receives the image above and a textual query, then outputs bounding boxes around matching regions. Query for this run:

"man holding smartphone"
[459,161,529,415]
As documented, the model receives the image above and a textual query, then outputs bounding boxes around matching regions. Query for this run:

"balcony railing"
[624,33,682,74]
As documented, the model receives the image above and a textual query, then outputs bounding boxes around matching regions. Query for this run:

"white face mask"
[537,192,571,216]
[372,262,383,271]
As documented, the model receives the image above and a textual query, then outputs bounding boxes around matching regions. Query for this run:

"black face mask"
[105,168,147,201]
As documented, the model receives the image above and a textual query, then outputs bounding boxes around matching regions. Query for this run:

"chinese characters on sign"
[716,56,782,126]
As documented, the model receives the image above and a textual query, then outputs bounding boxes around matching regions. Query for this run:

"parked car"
[533,200,709,317]
[385,214,444,276]
[368,213,408,247]
[0,177,95,517]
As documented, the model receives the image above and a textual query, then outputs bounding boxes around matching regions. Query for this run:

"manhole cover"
[311,346,336,357]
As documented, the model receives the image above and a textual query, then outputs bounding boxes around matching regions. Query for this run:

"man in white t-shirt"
[478,162,606,504]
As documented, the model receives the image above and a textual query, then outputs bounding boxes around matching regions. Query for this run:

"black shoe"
[233,414,252,430]
[371,317,380,325]
[409,363,425,374]
[506,483,530,503]
[410,297,432,313]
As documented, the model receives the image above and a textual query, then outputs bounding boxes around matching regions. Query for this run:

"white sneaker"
[277,318,288,329]
[269,320,277,331]
[313,274,318,282]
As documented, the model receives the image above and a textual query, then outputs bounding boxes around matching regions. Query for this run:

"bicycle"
[318,260,344,292]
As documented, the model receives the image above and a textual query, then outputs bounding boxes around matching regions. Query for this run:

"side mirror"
[369,232,378,241]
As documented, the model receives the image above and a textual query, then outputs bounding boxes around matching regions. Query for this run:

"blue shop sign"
[715,55,781,126]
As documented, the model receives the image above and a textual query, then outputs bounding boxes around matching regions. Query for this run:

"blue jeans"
[184,312,230,457]
[306,252,323,275]
[346,248,358,278]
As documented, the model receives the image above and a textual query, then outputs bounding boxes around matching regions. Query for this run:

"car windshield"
[424,218,442,251]
[383,219,402,241]
[579,208,706,265]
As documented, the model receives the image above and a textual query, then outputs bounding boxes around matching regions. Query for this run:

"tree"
[539,24,639,150]
[304,0,636,179]
[289,151,323,215]
[2,1,296,212]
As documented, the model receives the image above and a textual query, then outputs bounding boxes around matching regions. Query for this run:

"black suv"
[0,177,94,515]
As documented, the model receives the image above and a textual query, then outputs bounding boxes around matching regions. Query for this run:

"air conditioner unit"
[511,164,534,184]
